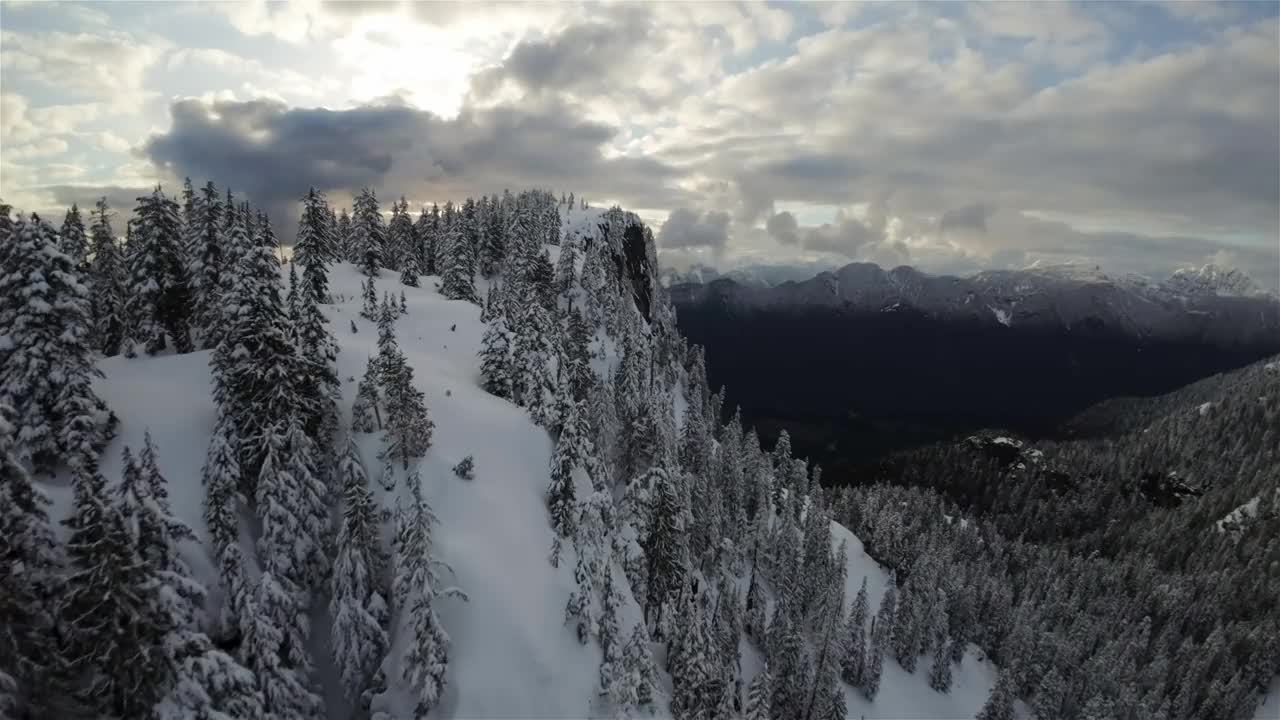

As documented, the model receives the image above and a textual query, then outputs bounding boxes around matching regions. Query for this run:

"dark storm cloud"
[141,97,680,230]
[766,211,799,245]
[659,208,731,250]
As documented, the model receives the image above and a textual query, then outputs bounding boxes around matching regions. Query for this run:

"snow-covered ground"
[36,204,1001,718]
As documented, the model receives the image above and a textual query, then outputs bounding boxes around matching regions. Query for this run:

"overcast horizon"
[2,0,1278,288]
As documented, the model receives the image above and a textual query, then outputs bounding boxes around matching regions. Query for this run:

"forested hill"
[840,353,1280,720]
[2,188,1013,720]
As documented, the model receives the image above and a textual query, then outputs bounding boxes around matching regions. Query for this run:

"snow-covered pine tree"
[611,622,657,712]
[330,436,390,705]
[0,403,71,717]
[336,207,353,262]
[248,424,325,716]
[440,203,480,303]
[893,581,921,673]
[565,550,594,644]
[929,636,954,693]
[802,566,846,720]
[60,461,169,717]
[60,203,88,270]
[479,311,514,399]
[293,269,340,436]
[547,399,590,538]
[769,613,813,720]
[0,213,114,473]
[745,666,772,720]
[352,356,382,433]
[841,576,869,687]
[386,197,415,272]
[976,667,1017,720]
[126,186,194,355]
[556,233,577,295]
[381,335,434,469]
[598,568,624,695]
[640,466,686,633]
[295,187,335,304]
[86,198,127,356]
[863,582,895,700]
[395,474,464,718]
[210,212,299,495]
[188,182,226,347]
[352,188,385,277]
[416,203,439,275]
[481,195,506,277]
[202,416,242,557]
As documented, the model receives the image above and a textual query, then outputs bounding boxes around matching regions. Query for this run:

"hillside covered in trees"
[1,186,1021,719]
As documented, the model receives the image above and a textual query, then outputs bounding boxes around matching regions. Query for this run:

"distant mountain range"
[659,261,834,289]
[670,261,1280,474]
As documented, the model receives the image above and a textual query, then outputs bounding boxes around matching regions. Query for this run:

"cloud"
[141,97,680,228]
[0,29,165,103]
[939,204,995,233]
[6,137,70,160]
[659,208,731,250]
[766,211,799,245]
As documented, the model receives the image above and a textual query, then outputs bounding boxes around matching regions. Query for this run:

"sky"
[2,0,1278,288]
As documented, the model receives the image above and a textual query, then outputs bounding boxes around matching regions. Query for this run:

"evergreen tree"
[293,270,340,436]
[361,277,379,320]
[479,312,514,399]
[745,666,772,720]
[248,428,325,715]
[556,234,577,295]
[395,475,464,718]
[929,637,954,693]
[863,582,895,700]
[330,437,390,705]
[0,403,71,717]
[201,417,242,556]
[352,356,382,433]
[611,623,657,712]
[1033,667,1065,719]
[440,207,480,303]
[352,188,385,277]
[564,550,594,644]
[60,462,169,717]
[294,187,334,303]
[381,334,434,468]
[210,213,298,494]
[548,399,591,538]
[415,204,439,275]
[126,186,194,355]
[598,568,624,695]
[336,208,353,262]
[481,196,506,277]
[640,466,686,633]
[188,182,226,346]
[59,203,87,269]
[841,577,869,688]
[87,198,127,356]
[0,213,114,473]
[386,197,415,272]
[976,668,1017,720]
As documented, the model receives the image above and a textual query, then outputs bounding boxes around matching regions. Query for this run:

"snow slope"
[37,203,998,719]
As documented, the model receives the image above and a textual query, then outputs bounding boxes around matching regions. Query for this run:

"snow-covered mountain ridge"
[670,260,1280,344]
[1,192,1009,719]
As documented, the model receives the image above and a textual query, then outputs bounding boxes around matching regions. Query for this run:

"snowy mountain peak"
[1163,263,1269,298]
